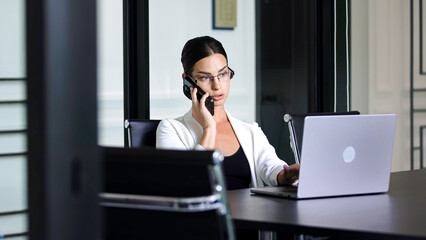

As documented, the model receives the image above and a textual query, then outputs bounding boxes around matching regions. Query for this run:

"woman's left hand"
[277,164,300,186]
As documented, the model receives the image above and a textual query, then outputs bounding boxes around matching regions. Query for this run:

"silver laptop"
[250,114,396,199]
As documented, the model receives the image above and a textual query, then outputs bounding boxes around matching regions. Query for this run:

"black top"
[223,146,251,190]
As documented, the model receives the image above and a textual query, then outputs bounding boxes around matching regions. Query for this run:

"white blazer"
[156,109,288,187]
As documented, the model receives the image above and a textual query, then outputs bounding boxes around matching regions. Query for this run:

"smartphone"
[183,76,214,116]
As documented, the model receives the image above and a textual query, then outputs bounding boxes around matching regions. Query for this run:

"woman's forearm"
[199,126,216,150]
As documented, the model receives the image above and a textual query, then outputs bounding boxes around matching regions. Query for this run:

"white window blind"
[0,0,28,238]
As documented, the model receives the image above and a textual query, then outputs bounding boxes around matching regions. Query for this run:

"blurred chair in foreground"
[100,147,235,240]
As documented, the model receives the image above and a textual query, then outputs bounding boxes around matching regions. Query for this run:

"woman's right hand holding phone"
[191,87,216,149]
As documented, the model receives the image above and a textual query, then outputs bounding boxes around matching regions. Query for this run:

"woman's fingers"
[191,87,210,113]
[190,87,199,106]
[199,91,209,110]
[282,164,300,185]
[190,86,214,130]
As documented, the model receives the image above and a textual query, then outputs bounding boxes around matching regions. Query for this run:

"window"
[0,0,28,238]
[97,0,124,147]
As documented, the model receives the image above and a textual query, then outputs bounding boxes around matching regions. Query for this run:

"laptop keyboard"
[279,186,298,193]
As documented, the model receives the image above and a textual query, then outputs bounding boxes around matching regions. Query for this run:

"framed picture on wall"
[213,0,237,30]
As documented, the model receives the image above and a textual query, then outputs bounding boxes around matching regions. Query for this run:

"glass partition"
[149,0,256,122]
[97,0,124,146]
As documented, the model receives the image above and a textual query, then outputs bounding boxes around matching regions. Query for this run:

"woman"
[156,36,299,190]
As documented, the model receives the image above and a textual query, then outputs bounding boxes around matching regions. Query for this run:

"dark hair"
[181,36,228,75]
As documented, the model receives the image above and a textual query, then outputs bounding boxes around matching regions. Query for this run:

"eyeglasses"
[192,67,235,85]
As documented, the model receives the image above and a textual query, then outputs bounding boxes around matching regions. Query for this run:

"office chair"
[284,111,360,163]
[124,119,161,148]
[100,147,236,240]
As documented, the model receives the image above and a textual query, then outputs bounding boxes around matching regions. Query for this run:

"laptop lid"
[297,114,396,198]
[284,111,360,164]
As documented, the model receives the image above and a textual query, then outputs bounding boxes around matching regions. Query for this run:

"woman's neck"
[213,106,228,123]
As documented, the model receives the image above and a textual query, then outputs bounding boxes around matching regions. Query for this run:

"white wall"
[351,0,413,171]
[149,0,256,122]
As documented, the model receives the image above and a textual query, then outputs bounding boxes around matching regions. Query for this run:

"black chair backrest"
[100,147,235,240]
[125,119,161,148]
[103,147,219,197]
[284,111,360,163]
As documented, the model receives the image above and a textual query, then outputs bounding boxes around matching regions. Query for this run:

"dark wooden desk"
[227,169,426,239]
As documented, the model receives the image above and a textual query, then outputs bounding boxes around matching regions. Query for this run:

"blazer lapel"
[182,109,203,148]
